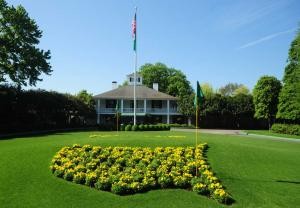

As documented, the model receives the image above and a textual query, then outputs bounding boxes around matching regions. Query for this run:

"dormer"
[127,73,143,85]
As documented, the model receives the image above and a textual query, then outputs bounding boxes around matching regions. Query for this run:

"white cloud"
[219,0,292,30]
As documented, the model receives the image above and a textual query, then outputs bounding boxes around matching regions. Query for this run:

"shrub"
[116,124,171,132]
[63,169,75,181]
[138,124,144,131]
[131,125,138,131]
[271,123,300,136]
[125,124,132,131]
[53,168,64,178]
[85,172,97,187]
[111,181,131,195]
[144,124,149,131]
[50,144,233,204]
[149,125,154,131]
[95,177,111,191]
[193,183,208,195]
[169,123,182,127]
[73,172,86,184]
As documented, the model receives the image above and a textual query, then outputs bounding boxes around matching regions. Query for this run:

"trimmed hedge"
[131,125,138,131]
[0,85,95,134]
[169,123,196,128]
[125,124,132,131]
[271,123,300,136]
[120,124,170,131]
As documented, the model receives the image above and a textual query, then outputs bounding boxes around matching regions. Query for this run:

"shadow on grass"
[0,127,96,141]
[276,180,300,185]
[222,177,300,186]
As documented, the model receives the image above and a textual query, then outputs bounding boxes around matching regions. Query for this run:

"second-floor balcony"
[97,107,180,115]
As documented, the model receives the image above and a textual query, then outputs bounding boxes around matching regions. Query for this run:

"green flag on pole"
[194,81,204,108]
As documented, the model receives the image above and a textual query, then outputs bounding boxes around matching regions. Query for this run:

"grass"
[244,130,300,139]
[0,131,299,208]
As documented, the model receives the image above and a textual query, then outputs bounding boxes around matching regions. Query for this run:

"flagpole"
[195,105,198,176]
[117,112,119,132]
[116,100,119,132]
[133,6,137,126]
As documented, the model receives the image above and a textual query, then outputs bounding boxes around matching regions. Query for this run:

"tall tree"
[0,0,51,87]
[233,85,250,96]
[76,90,95,110]
[276,29,300,123]
[201,83,214,97]
[219,83,242,96]
[139,63,194,117]
[253,76,282,129]
[139,63,170,93]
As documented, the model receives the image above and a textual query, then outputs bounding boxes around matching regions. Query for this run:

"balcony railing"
[98,107,179,114]
[123,108,144,113]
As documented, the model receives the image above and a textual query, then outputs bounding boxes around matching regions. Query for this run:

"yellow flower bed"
[50,144,233,204]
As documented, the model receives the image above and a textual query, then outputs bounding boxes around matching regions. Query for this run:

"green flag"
[194,81,204,108]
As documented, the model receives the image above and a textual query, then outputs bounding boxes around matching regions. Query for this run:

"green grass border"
[244,130,300,139]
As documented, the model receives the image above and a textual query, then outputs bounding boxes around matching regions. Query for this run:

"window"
[130,100,134,108]
[152,100,162,108]
[106,100,116,108]
[171,102,177,109]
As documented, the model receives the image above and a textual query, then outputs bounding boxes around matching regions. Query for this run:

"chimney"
[153,83,158,91]
[112,81,117,89]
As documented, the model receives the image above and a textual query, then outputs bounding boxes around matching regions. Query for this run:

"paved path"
[171,128,242,135]
[171,128,300,143]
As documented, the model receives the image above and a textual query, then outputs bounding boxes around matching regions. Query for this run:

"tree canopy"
[201,83,214,97]
[276,29,300,123]
[75,90,95,111]
[233,85,250,96]
[0,0,51,87]
[218,83,246,96]
[253,76,282,128]
[139,62,194,116]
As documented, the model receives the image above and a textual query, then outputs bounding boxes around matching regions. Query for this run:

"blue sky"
[7,0,300,95]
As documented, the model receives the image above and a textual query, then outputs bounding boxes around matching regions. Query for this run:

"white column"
[97,99,100,124]
[144,99,147,113]
[121,99,124,113]
[167,100,170,124]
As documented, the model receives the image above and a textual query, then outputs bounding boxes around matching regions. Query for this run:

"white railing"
[98,108,179,114]
[123,108,144,113]
[99,108,115,113]
[146,108,166,113]
[170,108,179,113]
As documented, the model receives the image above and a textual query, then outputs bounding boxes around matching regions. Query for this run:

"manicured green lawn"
[244,130,300,139]
[0,131,299,208]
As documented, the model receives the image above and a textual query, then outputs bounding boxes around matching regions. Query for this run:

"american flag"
[132,11,136,51]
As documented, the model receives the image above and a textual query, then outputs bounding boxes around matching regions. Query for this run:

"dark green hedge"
[0,85,95,134]
[271,123,300,136]
[121,124,170,131]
